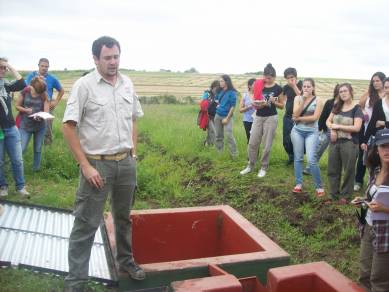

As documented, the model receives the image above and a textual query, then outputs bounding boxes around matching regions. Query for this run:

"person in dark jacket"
[354,72,386,191]
[0,57,29,197]
[362,77,389,149]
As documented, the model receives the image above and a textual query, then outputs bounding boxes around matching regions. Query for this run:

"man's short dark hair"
[92,36,121,59]
[284,67,297,78]
[38,58,49,65]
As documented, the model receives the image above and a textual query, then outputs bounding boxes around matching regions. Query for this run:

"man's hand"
[222,118,229,125]
[361,143,368,151]
[49,100,58,111]
[81,164,104,189]
[287,78,297,87]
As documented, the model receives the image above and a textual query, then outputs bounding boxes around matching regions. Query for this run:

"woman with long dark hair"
[326,83,364,202]
[355,72,386,191]
[290,78,324,196]
[352,127,389,291]
[239,78,256,143]
[214,74,238,157]
[240,64,284,178]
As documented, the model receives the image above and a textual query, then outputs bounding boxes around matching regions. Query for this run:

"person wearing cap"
[25,58,64,145]
[63,36,145,291]
[352,127,389,292]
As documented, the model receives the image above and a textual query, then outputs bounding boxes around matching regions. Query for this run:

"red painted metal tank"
[104,205,290,290]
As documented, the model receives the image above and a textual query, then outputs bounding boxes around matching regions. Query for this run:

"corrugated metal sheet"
[0,201,116,284]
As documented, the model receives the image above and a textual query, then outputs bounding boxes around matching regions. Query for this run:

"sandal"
[292,185,302,193]
[316,188,325,197]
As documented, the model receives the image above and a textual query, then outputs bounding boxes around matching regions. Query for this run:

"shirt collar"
[94,69,123,87]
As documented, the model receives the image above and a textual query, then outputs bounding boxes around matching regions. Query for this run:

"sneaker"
[316,188,325,197]
[292,184,303,193]
[354,184,361,192]
[240,166,252,175]
[257,169,266,178]
[119,261,146,281]
[17,187,30,197]
[0,186,8,197]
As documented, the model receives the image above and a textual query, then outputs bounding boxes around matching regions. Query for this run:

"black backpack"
[206,91,217,118]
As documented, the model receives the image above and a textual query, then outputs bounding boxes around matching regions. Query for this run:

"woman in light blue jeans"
[291,78,324,196]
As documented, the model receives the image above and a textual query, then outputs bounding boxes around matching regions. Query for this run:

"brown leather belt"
[86,152,130,161]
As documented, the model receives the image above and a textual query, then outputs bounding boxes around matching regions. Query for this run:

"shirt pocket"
[119,94,133,120]
[85,98,108,126]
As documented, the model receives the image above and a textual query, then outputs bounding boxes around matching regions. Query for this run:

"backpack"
[206,91,217,118]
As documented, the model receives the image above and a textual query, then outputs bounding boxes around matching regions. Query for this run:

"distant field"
[38,70,370,101]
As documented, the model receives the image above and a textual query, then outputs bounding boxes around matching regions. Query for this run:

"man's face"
[286,74,296,85]
[38,61,49,75]
[94,45,120,78]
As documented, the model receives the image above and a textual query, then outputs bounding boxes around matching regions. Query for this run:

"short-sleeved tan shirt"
[63,69,144,155]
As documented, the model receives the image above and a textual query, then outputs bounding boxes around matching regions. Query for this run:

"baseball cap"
[374,128,389,146]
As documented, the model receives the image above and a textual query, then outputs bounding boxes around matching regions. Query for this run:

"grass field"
[0,71,369,291]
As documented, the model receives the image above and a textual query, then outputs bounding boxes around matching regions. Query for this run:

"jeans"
[0,126,25,190]
[243,121,253,143]
[65,156,137,289]
[291,127,322,189]
[283,115,294,161]
[305,131,330,173]
[214,114,238,157]
[20,125,46,171]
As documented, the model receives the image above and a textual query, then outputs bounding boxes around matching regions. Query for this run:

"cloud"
[0,0,388,79]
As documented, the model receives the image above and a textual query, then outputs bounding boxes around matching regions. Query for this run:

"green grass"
[0,98,364,291]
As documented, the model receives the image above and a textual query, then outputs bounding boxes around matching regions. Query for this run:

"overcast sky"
[1,0,388,79]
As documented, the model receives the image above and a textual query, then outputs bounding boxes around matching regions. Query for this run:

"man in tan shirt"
[63,36,145,291]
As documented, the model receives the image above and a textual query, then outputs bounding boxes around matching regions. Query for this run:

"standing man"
[63,36,145,291]
[282,67,302,165]
[25,58,64,144]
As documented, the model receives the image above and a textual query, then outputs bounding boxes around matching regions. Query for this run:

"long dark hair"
[209,80,220,98]
[332,83,354,114]
[332,84,340,100]
[368,72,386,108]
[220,74,236,92]
[366,145,389,185]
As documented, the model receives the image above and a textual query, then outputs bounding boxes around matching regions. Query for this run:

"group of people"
[1,37,388,291]
[0,57,64,197]
[200,66,389,291]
